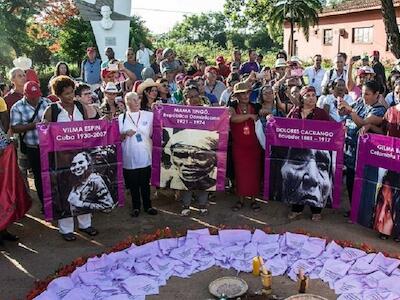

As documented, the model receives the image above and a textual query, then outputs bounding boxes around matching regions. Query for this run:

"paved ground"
[1,182,400,300]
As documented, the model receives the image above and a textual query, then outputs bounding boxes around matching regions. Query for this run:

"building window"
[323,29,333,45]
[352,27,373,44]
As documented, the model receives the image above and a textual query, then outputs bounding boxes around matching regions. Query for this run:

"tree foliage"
[162,11,277,51]
[167,12,228,48]
[381,0,400,58]
[129,15,153,50]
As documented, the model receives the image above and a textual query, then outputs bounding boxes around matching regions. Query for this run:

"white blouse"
[118,110,153,169]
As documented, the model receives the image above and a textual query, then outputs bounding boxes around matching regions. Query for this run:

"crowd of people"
[1,44,400,244]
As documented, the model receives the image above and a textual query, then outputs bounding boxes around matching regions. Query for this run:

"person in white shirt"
[303,54,325,97]
[119,92,157,218]
[136,43,153,68]
[321,53,348,95]
[317,78,353,122]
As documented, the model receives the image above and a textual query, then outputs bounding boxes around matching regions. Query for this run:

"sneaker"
[199,208,209,216]
[130,209,140,217]
[181,207,191,216]
[1,230,19,242]
[61,233,76,242]
[78,226,98,237]
[145,208,158,215]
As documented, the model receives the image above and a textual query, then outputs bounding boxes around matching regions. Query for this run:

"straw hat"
[101,82,120,93]
[232,82,250,95]
[137,78,159,94]
[274,58,287,68]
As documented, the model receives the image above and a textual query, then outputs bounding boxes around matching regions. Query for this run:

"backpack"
[51,101,86,122]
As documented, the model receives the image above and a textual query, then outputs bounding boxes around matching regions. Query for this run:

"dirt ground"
[1,181,400,300]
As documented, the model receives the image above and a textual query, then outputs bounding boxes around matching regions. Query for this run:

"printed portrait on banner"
[269,146,336,208]
[151,104,229,191]
[38,120,124,221]
[160,128,219,191]
[49,146,118,219]
[264,117,344,208]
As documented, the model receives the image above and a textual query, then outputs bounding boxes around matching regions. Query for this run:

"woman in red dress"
[229,82,262,211]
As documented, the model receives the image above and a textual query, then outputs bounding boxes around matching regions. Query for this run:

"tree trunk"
[289,20,294,56]
[381,0,400,58]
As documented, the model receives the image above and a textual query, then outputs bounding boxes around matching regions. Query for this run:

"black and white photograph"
[160,128,219,191]
[269,146,336,208]
[357,166,400,237]
[49,145,119,219]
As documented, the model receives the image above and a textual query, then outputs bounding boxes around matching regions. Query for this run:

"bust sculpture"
[100,5,113,30]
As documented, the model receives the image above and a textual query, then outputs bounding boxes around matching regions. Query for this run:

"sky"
[131,0,225,34]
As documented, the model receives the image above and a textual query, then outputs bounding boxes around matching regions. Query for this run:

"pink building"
[283,0,400,62]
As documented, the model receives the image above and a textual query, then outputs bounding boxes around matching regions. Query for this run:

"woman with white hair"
[119,92,157,217]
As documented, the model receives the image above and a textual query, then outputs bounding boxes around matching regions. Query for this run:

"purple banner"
[351,134,400,238]
[264,117,344,209]
[38,120,124,221]
[151,104,229,191]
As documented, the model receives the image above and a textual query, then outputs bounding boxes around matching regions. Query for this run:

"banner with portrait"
[38,120,124,221]
[264,117,345,209]
[351,134,400,237]
[151,104,229,191]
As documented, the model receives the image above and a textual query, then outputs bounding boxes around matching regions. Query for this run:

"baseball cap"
[357,69,367,77]
[370,50,379,57]
[101,68,116,79]
[24,81,42,99]
[216,56,225,64]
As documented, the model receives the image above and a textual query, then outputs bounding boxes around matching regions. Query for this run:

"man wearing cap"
[215,56,230,79]
[10,81,51,210]
[4,68,26,112]
[347,56,376,101]
[240,49,260,75]
[81,47,102,87]
[136,43,153,68]
[204,66,226,104]
[101,47,116,69]
[124,47,144,81]
[371,50,387,94]
[303,54,325,97]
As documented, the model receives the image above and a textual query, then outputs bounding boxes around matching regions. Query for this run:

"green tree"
[129,15,153,50]
[269,0,322,56]
[57,17,97,66]
[381,0,400,58]
[167,12,228,48]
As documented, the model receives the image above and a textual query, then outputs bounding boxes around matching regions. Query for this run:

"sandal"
[288,212,302,220]
[250,201,261,212]
[311,214,322,222]
[232,201,244,212]
[79,226,98,237]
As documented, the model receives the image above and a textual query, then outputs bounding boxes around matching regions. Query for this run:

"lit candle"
[252,256,261,276]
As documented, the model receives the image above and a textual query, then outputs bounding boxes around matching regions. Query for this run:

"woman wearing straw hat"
[138,78,160,111]
[230,82,262,212]
[99,82,124,120]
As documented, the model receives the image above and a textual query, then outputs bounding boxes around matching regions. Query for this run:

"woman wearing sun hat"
[138,78,160,111]
[99,82,124,120]
[229,82,262,212]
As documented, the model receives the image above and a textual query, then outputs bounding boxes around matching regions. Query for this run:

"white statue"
[100,5,114,30]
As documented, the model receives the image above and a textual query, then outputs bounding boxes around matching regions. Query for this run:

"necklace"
[240,104,248,114]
